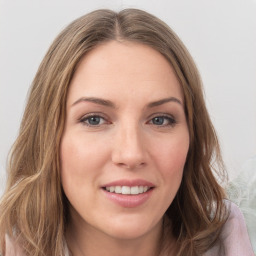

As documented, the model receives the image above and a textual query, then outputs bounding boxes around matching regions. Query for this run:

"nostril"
[116,161,146,169]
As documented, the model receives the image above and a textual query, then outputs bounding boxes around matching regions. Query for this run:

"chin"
[100,214,162,240]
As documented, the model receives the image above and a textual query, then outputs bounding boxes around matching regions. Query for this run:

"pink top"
[4,202,254,256]
[203,202,254,255]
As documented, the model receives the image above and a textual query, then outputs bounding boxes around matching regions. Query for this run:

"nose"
[111,123,147,169]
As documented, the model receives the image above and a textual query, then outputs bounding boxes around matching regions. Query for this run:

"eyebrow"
[72,97,116,108]
[147,97,183,107]
[71,96,182,108]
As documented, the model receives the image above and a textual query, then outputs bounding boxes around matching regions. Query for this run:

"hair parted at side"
[0,8,228,256]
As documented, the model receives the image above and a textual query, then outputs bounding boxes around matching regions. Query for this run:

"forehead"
[67,40,184,106]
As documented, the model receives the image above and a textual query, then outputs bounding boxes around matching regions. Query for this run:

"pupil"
[89,116,100,125]
[153,117,164,125]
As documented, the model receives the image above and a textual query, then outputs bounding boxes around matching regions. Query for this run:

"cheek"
[152,132,189,198]
[60,134,95,195]
[60,134,99,209]
[147,134,189,215]
[60,132,111,203]
[60,133,105,175]
[155,134,189,174]
[160,151,186,189]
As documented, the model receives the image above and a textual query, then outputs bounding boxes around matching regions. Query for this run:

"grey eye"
[149,115,176,127]
[81,115,106,126]
[152,117,165,125]
[87,116,102,125]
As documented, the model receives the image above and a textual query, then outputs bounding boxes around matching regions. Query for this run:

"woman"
[0,9,253,256]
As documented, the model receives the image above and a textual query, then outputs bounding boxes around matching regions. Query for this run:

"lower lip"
[102,188,154,208]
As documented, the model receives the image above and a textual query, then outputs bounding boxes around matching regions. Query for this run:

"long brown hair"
[0,9,228,256]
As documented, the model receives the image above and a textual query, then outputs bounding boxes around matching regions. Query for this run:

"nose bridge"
[112,120,146,169]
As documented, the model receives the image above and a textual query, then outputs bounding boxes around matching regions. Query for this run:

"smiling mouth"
[103,186,153,195]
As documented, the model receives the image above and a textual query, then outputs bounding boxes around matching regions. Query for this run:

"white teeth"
[131,186,139,195]
[122,186,130,194]
[105,186,150,195]
[115,186,122,194]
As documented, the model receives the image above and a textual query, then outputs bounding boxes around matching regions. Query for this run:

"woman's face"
[60,41,189,240]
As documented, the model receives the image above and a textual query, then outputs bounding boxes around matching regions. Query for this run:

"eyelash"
[79,113,177,128]
[147,114,177,127]
[79,113,109,127]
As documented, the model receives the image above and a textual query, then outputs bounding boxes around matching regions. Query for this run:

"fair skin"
[60,41,190,256]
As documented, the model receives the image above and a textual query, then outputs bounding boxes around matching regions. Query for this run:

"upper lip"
[101,179,155,188]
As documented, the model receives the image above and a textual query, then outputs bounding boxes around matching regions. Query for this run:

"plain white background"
[0,0,256,196]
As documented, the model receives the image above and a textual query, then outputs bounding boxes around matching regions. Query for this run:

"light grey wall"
[1,0,256,196]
